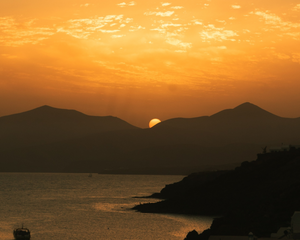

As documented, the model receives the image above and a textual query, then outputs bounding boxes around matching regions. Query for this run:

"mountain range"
[0,102,300,174]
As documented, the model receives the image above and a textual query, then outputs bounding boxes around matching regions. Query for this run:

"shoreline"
[132,149,300,239]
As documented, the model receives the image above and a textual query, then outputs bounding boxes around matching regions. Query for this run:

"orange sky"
[0,0,300,127]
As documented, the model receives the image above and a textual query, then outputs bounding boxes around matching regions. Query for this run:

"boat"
[13,225,31,239]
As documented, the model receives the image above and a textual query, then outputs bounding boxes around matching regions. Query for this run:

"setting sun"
[149,118,161,128]
[1,1,300,240]
[0,0,300,128]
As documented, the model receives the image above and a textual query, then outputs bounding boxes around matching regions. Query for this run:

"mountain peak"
[211,102,278,120]
[233,102,274,115]
[235,102,256,108]
[28,105,83,116]
[38,105,56,109]
[33,105,74,111]
[234,102,262,111]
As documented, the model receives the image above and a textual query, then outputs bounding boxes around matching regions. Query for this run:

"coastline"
[133,148,300,239]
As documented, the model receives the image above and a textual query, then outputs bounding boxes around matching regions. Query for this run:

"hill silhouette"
[0,105,138,150]
[210,102,278,120]
[0,103,300,173]
[133,148,300,238]
[153,102,300,146]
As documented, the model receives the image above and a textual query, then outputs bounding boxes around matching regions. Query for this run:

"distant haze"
[1,0,300,128]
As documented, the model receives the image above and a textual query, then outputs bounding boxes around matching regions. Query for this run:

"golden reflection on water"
[0,173,213,240]
[163,214,215,238]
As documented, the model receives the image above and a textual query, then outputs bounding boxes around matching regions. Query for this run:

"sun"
[149,118,161,128]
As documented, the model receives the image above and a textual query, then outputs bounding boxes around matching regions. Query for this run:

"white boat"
[13,225,31,239]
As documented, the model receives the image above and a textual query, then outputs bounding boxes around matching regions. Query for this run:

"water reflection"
[0,173,212,240]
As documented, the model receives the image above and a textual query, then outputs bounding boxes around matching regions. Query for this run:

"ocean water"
[0,173,213,240]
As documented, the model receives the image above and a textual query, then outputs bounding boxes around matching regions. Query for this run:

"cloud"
[191,19,203,25]
[99,30,120,33]
[166,38,192,49]
[144,11,174,17]
[0,17,55,47]
[150,28,166,33]
[117,1,135,7]
[285,32,300,40]
[293,4,300,11]
[171,6,184,9]
[1,0,300,102]
[161,23,182,28]
[200,24,238,42]
[157,11,175,17]
[57,27,92,39]
[232,5,241,9]
[117,2,127,7]
[80,3,90,7]
[253,11,300,30]
[56,15,126,39]
[120,18,133,23]
[129,25,145,32]
[111,34,126,38]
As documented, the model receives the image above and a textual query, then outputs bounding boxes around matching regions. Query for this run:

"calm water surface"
[0,173,213,240]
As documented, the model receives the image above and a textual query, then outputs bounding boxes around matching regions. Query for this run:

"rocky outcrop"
[149,170,231,199]
[133,148,300,238]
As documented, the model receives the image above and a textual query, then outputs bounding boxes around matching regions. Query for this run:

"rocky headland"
[133,147,300,239]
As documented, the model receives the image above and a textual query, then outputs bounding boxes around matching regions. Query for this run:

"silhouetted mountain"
[133,148,300,238]
[210,102,279,120]
[152,102,300,146]
[0,103,299,173]
[0,105,138,150]
[155,102,282,131]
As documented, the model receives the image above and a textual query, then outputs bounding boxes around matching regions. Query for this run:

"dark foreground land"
[133,148,300,239]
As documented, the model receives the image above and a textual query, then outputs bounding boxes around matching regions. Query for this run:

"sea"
[0,173,213,240]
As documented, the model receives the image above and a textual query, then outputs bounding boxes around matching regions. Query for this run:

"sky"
[0,0,300,128]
